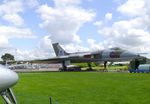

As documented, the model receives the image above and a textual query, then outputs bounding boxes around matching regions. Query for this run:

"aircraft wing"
[21,55,99,64]
[23,55,145,64]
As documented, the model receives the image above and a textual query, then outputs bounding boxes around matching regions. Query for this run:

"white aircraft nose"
[0,66,19,92]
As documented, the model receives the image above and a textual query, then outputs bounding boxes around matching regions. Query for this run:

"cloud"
[0,35,9,47]
[38,35,88,56]
[0,0,39,26]
[63,43,89,52]
[0,35,52,60]
[94,0,150,54]
[14,36,54,60]
[0,0,24,26]
[0,0,40,60]
[98,20,150,47]
[105,13,112,20]
[36,0,95,59]
[0,0,95,60]
[0,0,23,14]
[0,25,35,39]
[54,0,81,7]
[37,0,95,44]
[38,35,53,52]
[0,25,36,59]
[3,14,24,26]
[25,0,39,8]
[87,39,104,50]
[117,0,145,17]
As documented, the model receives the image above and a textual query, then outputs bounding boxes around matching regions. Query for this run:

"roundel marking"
[110,52,121,58]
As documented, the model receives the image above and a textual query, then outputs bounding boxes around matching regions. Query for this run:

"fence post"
[50,97,52,104]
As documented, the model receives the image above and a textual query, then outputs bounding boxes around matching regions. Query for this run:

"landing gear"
[1,88,17,104]
[59,61,67,71]
[135,59,140,69]
[62,61,67,71]
[87,62,93,71]
[129,59,140,70]
[103,61,108,72]
[104,61,107,69]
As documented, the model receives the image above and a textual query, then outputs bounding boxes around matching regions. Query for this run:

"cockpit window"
[110,47,122,50]
[110,47,123,51]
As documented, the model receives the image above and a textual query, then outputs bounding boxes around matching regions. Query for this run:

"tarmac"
[13,68,60,72]
[13,68,129,73]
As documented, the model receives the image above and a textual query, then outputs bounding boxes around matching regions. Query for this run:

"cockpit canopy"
[110,47,124,51]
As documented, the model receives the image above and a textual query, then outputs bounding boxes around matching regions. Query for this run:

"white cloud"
[105,13,112,20]
[35,1,95,60]
[0,26,35,39]
[0,0,39,27]
[0,0,23,14]
[25,0,39,8]
[117,0,145,17]
[0,0,40,60]
[95,0,150,55]
[0,35,9,47]
[87,39,104,50]
[38,35,53,52]
[63,43,89,52]
[0,37,52,60]
[0,25,36,59]
[0,0,24,27]
[0,0,96,60]
[14,49,40,60]
[14,36,54,60]
[99,21,150,47]
[54,0,81,7]
[37,0,95,45]
[94,21,103,28]
[3,14,24,26]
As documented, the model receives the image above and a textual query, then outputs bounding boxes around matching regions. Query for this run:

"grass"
[1,72,150,104]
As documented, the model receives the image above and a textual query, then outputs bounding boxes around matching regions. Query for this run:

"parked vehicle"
[129,64,150,73]
[59,65,81,71]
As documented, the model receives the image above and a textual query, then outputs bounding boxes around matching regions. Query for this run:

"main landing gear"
[1,88,17,104]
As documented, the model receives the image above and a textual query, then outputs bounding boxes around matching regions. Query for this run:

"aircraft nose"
[122,51,137,57]
[7,69,19,86]
[0,66,19,91]
[121,51,144,60]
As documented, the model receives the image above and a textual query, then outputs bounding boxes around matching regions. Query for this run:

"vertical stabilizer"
[52,43,69,56]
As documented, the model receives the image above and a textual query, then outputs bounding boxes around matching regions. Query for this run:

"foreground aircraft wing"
[0,65,19,104]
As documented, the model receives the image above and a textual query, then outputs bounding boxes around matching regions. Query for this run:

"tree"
[1,53,15,63]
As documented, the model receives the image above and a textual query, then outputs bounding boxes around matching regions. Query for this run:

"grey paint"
[52,43,144,62]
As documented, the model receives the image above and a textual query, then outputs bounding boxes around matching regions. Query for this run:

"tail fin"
[52,43,69,56]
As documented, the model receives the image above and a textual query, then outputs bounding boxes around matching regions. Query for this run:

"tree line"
[0,53,15,64]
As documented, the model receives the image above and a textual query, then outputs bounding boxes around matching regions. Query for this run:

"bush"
[74,62,98,68]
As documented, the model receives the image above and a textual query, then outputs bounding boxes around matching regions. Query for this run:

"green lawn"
[1,72,150,104]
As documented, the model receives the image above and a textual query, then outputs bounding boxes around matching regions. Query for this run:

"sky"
[0,0,150,60]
